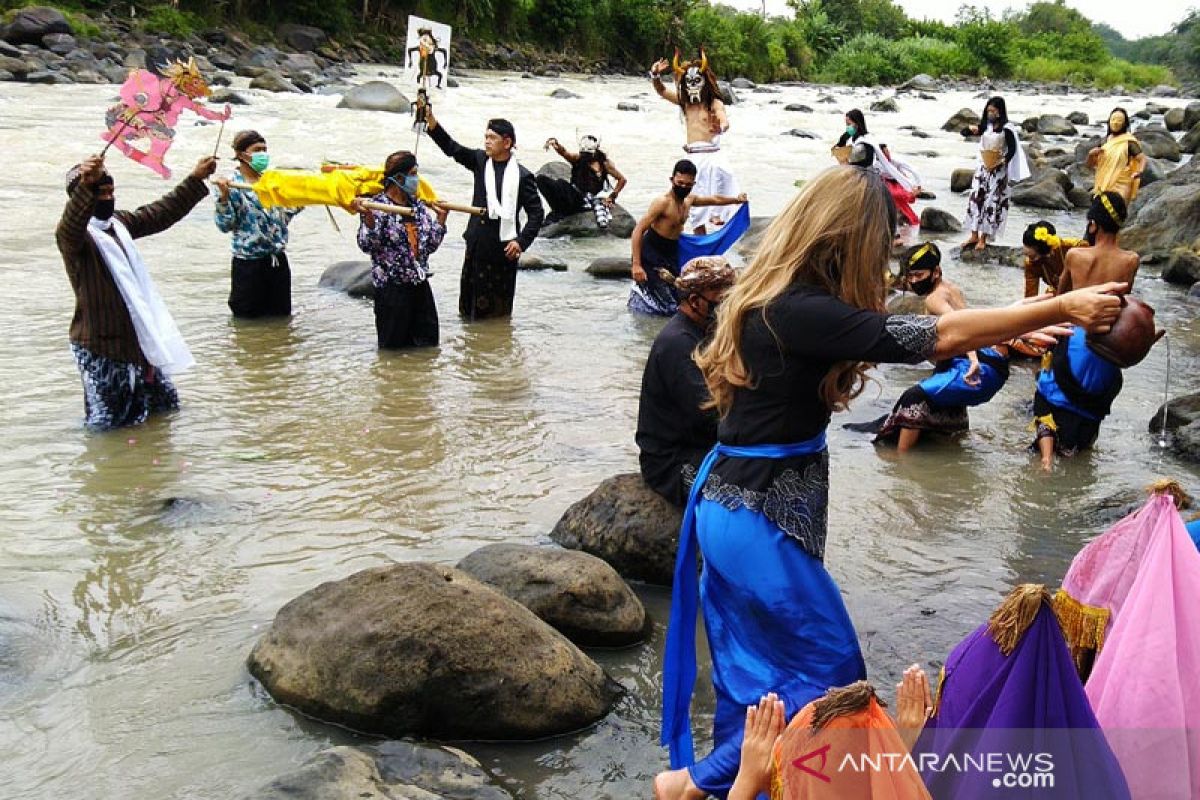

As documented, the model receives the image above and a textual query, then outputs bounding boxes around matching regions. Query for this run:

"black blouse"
[700,284,939,558]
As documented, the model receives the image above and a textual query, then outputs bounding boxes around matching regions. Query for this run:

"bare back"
[1058,243,1139,294]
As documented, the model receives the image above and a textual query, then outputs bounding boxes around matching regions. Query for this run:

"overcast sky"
[721,0,1186,40]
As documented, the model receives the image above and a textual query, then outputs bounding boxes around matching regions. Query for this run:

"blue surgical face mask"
[401,174,420,196]
[248,152,269,173]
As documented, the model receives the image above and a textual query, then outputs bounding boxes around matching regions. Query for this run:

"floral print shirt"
[213,170,301,259]
[356,192,446,288]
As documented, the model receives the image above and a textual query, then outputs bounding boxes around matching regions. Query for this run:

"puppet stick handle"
[99,115,132,158]
[360,200,416,217]
[212,118,226,158]
[432,201,485,216]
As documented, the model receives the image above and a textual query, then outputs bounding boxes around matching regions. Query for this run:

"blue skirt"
[688,500,866,796]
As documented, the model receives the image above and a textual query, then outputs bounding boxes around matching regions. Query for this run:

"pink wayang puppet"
[102,57,231,178]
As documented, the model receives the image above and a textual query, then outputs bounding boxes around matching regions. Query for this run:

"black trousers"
[229,252,291,318]
[375,280,439,349]
[536,175,587,218]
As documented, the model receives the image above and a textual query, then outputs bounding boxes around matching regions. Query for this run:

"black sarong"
[375,281,438,349]
[460,218,517,320]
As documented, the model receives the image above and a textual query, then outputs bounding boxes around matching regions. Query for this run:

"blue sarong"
[660,436,867,796]
[918,347,1008,409]
[676,204,751,266]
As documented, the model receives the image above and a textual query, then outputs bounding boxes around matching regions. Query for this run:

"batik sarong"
[71,343,179,430]
[629,228,681,316]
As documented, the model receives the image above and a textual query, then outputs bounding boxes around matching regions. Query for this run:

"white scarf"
[483,155,520,242]
[87,217,194,376]
[981,123,1031,183]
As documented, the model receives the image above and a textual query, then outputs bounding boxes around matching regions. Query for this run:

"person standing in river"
[350,150,448,349]
[649,50,737,235]
[57,153,217,430]
[960,96,1030,251]
[212,130,303,319]
[654,165,1124,800]
[420,99,544,321]
[629,159,747,316]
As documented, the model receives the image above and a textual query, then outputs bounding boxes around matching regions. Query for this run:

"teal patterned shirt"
[213,171,301,259]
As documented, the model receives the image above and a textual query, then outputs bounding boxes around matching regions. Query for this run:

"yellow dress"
[1092,133,1141,202]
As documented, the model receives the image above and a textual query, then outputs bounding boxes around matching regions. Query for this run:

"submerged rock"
[517,252,567,271]
[248,562,620,739]
[585,257,631,278]
[1011,175,1071,210]
[245,741,512,800]
[783,128,818,139]
[549,87,580,99]
[870,97,899,113]
[954,244,1023,268]
[784,103,812,112]
[550,473,682,586]
[950,168,975,193]
[318,261,374,298]
[457,544,647,647]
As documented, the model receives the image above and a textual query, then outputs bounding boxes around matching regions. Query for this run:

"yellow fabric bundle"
[250,167,438,211]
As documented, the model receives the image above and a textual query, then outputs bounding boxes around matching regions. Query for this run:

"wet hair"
[384,150,417,179]
[901,242,941,275]
[1089,191,1127,234]
[1022,221,1057,254]
[845,108,868,137]
[233,129,265,154]
[672,159,698,177]
[1105,107,1131,138]
[981,96,1008,131]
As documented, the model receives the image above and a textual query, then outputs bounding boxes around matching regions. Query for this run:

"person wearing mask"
[1087,107,1146,203]
[57,153,217,430]
[212,130,303,318]
[960,96,1030,251]
[351,151,448,349]
[629,159,747,316]
[636,256,737,507]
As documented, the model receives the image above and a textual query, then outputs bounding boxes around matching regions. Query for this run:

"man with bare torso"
[650,50,739,234]
[1057,192,1139,294]
[629,159,747,316]
[1033,192,1137,470]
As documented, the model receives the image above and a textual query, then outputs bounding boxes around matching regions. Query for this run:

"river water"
[0,67,1197,799]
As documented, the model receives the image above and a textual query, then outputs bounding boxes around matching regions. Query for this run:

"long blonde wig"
[695,166,896,416]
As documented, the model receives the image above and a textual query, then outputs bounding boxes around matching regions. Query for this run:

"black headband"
[385,153,418,179]
[487,118,516,144]
[65,165,112,195]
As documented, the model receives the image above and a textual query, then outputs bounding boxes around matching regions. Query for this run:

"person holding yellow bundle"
[1087,108,1146,204]
[213,130,303,319]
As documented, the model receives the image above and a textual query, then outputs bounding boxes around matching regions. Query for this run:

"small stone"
[617,101,639,111]
[784,103,812,112]
[783,128,818,139]
[549,87,580,99]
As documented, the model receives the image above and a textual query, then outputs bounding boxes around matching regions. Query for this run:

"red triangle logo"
[792,743,833,783]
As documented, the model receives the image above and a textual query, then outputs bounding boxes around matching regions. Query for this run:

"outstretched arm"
[424,106,482,172]
[545,138,578,163]
[122,156,216,239]
[179,95,231,122]
[691,192,747,207]
[649,58,679,104]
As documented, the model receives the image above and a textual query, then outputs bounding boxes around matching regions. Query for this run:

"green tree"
[955,6,1016,77]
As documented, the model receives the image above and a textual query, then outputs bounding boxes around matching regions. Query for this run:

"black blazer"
[429,123,544,251]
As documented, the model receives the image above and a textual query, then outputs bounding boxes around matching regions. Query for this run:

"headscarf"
[917,584,1130,800]
[772,682,930,799]
[1073,494,1200,798]
[667,255,735,295]
[901,242,940,276]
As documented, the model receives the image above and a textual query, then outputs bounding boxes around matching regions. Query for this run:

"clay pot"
[1087,296,1165,367]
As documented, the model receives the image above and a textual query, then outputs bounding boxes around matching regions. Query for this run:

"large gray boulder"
[1149,392,1200,463]
[1181,121,1200,155]
[1011,171,1071,211]
[41,32,74,55]
[870,97,899,113]
[942,108,980,132]
[550,473,682,586]
[319,261,374,298]
[337,81,410,113]
[898,73,937,92]
[457,544,647,647]
[1122,159,1200,258]
[541,208,634,239]
[2,6,70,46]
[1067,111,1089,126]
[1162,248,1200,286]
[950,168,975,193]
[245,741,512,800]
[1184,102,1200,130]
[249,70,301,93]
[277,23,327,52]
[919,207,962,233]
[1037,114,1077,136]
[248,563,620,739]
[1136,129,1181,162]
[1150,84,1180,98]
[1165,107,1187,132]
